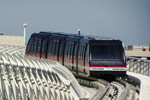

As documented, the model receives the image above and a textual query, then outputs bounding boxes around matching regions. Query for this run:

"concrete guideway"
[127,72,150,100]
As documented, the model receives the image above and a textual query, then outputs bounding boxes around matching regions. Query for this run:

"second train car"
[26,32,126,77]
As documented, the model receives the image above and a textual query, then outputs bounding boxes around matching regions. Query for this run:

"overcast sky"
[0,0,150,46]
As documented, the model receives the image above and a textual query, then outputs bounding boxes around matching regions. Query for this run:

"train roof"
[66,35,83,41]
[89,40,122,45]
[31,33,49,38]
[80,37,95,43]
[40,31,80,36]
[31,32,122,43]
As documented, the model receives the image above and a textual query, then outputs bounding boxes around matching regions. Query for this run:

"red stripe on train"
[89,66,126,68]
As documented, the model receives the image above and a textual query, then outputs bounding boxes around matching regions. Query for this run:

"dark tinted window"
[26,38,34,52]
[70,43,74,58]
[54,40,59,56]
[65,42,69,56]
[42,39,48,53]
[74,42,79,58]
[68,42,72,58]
[33,38,38,53]
[48,40,53,54]
[31,38,35,52]
[90,44,123,60]
[82,45,86,60]
[51,40,54,55]
[37,39,42,53]
[59,41,65,57]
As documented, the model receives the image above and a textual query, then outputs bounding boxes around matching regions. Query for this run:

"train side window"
[33,38,38,53]
[66,42,69,58]
[54,40,58,56]
[51,40,53,55]
[80,45,83,59]
[79,44,83,59]
[57,40,61,57]
[52,40,56,56]
[85,44,89,62]
[42,39,48,54]
[33,39,36,53]
[53,40,56,56]
[55,40,59,56]
[78,44,81,59]
[59,41,64,57]
[65,41,69,56]
[67,42,69,57]
[31,38,36,52]
[64,42,67,56]
[48,39,53,54]
[67,42,70,57]
[26,38,34,52]
[51,40,54,55]
[72,42,75,57]
[74,42,79,58]
[68,42,71,58]
[79,45,82,59]
[37,39,42,53]
[82,45,86,60]
[70,42,74,58]
[47,40,50,54]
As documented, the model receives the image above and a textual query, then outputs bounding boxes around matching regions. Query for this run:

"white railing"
[127,57,150,76]
[0,45,25,55]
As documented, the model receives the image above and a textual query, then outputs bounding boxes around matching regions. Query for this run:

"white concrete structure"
[0,44,92,100]
[0,35,24,46]
[126,45,150,57]
[0,53,88,100]
[127,57,150,100]
[127,45,149,51]
[127,72,150,100]
[125,50,150,57]
[0,45,25,55]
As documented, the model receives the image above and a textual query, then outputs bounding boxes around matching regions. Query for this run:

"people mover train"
[26,32,126,77]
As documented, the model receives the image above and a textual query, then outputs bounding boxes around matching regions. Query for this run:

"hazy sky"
[0,0,150,46]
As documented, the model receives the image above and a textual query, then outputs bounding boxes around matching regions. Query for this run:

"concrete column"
[23,24,27,46]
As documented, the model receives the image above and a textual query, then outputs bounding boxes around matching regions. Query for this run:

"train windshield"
[89,40,125,62]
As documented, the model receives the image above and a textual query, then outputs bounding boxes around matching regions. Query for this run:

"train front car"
[89,40,126,77]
